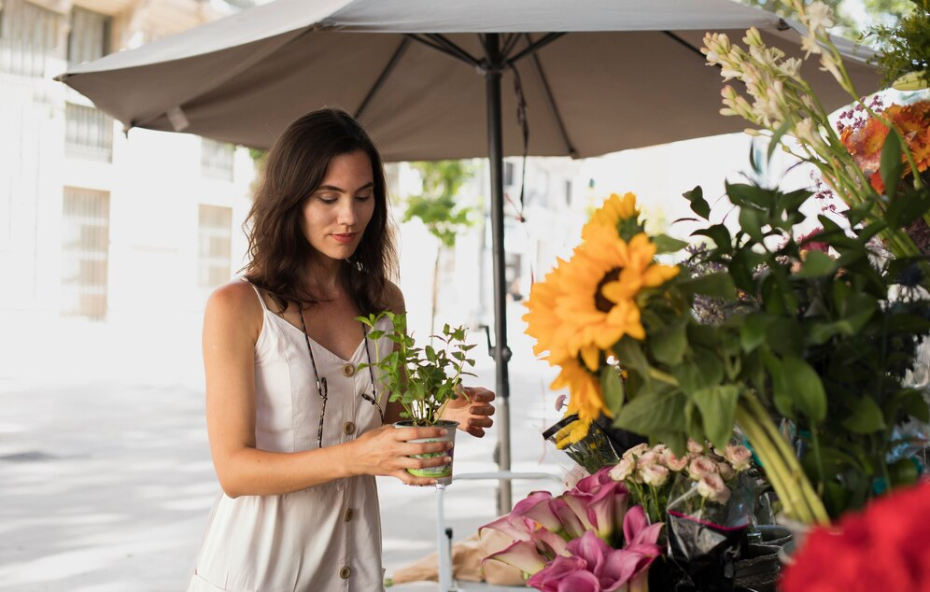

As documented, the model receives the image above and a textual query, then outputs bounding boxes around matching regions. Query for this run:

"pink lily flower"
[479,513,535,542]
[552,497,588,539]
[526,555,588,592]
[481,539,549,576]
[511,490,564,533]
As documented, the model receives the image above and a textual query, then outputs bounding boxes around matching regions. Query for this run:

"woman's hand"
[348,424,452,485]
[441,386,495,438]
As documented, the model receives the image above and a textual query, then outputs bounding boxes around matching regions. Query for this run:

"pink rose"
[687,439,705,455]
[716,461,735,481]
[697,472,731,505]
[661,448,689,472]
[622,443,650,461]
[609,457,636,482]
[641,463,670,487]
[725,444,753,471]
[688,456,718,480]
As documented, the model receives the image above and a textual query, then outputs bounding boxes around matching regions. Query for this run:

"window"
[66,103,113,162]
[0,0,63,77]
[201,139,235,181]
[61,187,110,319]
[68,7,110,67]
[198,205,233,288]
[565,180,573,207]
[504,162,515,187]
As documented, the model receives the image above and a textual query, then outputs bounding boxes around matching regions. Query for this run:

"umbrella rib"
[501,33,523,60]
[524,34,577,158]
[661,31,706,61]
[354,37,411,121]
[507,32,565,65]
[426,34,483,68]
[405,34,482,69]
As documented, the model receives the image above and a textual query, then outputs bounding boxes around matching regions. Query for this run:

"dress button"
[344,421,356,435]
[342,363,356,377]
[345,508,354,522]
[339,566,351,579]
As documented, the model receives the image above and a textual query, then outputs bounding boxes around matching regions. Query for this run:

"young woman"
[188,109,495,592]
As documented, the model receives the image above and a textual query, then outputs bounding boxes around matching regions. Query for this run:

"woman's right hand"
[348,425,452,485]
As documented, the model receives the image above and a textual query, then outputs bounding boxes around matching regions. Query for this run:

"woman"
[188,109,495,592]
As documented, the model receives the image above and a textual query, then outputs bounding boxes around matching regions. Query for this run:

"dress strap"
[245,280,270,312]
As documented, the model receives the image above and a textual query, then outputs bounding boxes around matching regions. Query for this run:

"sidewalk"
[0,307,568,591]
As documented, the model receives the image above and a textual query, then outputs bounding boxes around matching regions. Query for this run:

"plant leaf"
[880,130,904,200]
[782,356,827,422]
[693,385,740,449]
[841,395,886,434]
[797,250,836,278]
[677,272,737,301]
[653,233,689,254]
[691,224,732,254]
[600,367,625,416]
[684,186,711,220]
[650,322,688,366]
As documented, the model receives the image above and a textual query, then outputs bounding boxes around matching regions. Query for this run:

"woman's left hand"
[441,386,495,438]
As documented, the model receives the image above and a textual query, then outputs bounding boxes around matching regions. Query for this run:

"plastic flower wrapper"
[663,471,758,592]
[543,413,621,475]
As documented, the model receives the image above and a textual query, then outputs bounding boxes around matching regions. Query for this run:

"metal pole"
[484,33,512,514]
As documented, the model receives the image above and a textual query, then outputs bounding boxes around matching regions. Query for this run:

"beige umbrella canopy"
[59,0,879,511]
[58,0,877,159]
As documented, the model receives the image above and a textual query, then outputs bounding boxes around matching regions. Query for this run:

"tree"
[737,0,910,37]
[403,161,476,337]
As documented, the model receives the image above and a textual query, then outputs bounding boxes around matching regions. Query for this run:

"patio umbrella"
[58,0,878,511]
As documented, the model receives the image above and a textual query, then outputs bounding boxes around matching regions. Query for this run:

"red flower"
[781,480,930,592]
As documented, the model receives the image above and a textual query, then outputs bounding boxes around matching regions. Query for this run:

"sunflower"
[523,257,575,366]
[551,358,608,445]
[582,192,644,242]
[554,228,679,371]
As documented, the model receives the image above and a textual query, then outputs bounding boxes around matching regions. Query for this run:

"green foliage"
[357,311,476,426]
[869,0,930,87]
[403,161,476,248]
[605,156,930,517]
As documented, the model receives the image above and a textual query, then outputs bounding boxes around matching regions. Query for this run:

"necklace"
[298,307,383,448]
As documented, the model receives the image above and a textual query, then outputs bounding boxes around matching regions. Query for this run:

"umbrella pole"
[484,33,513,514]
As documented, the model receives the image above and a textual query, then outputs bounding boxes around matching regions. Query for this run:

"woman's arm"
[203,281,449,497]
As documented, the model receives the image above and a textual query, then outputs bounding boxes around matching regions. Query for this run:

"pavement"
[0,304,570,592]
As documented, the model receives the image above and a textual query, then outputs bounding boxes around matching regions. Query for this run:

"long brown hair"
[243,108,397,314]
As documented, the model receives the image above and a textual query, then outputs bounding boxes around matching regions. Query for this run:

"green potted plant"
[358,311,476,484]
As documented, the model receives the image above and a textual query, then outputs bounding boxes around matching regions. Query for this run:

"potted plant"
[358,310,476,484]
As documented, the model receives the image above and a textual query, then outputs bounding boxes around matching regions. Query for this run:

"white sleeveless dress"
[187,283,392,592]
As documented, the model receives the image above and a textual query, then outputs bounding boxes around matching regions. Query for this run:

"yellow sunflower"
[523,257,575,366]
[554,228,679,371]
[582,192,643,242]
[551,358,608,446]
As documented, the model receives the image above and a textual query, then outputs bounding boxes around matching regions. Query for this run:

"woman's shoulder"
[206,279,265,323]
[382,279,405,315]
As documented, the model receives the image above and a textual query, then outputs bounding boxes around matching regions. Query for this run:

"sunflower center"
[595,267,623,312]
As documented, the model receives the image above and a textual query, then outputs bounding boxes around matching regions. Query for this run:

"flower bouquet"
[481,467,663,591]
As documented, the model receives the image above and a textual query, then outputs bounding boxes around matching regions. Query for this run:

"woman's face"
[301,150,376,264]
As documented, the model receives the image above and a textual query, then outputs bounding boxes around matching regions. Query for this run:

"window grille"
[201,139,235,181]
[68,6,110,67]
[61,187,110,320]
[0,0,62,78]
[198,205,233,288]
[65,102,113,162]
